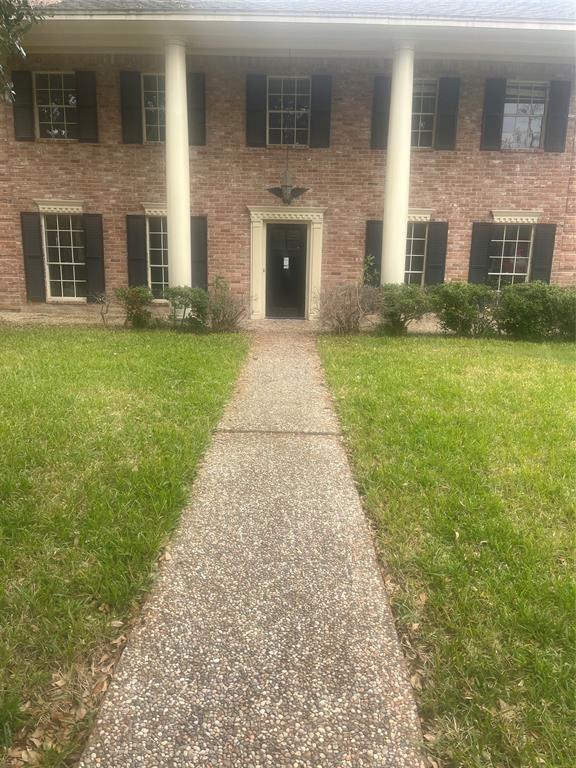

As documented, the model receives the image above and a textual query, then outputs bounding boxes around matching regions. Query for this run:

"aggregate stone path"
[79,328,422,768]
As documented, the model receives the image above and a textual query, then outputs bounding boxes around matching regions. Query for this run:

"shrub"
[320,283,381,334]
[553,287,576,341]
[115,286,153,328]
[378,283,430,335]
[430,282,496,337]
[164,286,209,331]
[495,282,575,341]
[208,277,245,332]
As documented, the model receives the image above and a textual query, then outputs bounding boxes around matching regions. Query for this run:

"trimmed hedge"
[430,282,496,337]
[496,282,576,341]
[378,283,430,335]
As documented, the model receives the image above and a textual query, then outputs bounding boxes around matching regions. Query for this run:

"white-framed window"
[405,222,428,285]
[146,216,169,297]
[502,82,547,150]
[41,214,87,299]
[267,76,311,146]
[34,72,78,139]
[142,74,166,143]
[411,79,437,148]
[487,224,534,289]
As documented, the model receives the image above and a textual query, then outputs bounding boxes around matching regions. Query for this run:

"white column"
[381,45,414,284]
[165,39,191,287]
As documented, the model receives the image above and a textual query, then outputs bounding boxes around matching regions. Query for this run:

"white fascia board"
[43,14,576,33]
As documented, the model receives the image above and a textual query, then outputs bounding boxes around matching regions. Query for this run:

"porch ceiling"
[23,14,576,61]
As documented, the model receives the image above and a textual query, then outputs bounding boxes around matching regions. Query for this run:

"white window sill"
[46,297,87,304]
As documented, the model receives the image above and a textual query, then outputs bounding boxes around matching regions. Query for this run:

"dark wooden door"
[266,223,307,318]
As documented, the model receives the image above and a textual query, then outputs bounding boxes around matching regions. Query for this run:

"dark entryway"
[266,223,307,318]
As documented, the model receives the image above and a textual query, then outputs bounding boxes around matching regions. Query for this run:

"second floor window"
[267,76,311,146]
[147,216,169,297]
[501,82,547,150]
[412,79,437,148]
[143,74,166,142]
[34,72,78,139]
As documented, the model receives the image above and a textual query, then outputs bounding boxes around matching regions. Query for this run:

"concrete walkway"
[79,330,422,768]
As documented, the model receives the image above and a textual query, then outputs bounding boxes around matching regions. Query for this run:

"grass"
[0,327,247,765]
[319,335,575,768]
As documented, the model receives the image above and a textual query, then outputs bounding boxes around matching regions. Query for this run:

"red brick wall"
[1,53,574,311]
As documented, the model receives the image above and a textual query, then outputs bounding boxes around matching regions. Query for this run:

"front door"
[266,223,307,318]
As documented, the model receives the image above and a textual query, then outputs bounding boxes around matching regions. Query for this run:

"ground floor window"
[405,222,428,285]
[42,214,87,298]
[487,224,533,290]
[147,216,169,297]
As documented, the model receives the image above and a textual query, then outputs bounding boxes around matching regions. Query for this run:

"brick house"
[1,0,574,319]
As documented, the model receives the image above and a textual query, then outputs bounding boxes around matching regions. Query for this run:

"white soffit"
[492,210,542,223]
[23,18,576,60]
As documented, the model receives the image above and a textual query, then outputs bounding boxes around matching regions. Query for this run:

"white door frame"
[248,206,325,320]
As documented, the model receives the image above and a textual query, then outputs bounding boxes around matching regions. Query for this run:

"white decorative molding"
[248,206,325,225]
[408,208,433,222]
[492,209,542,224]
[142,202,167,217]
[247,206,325,320]
[36,199,83,214]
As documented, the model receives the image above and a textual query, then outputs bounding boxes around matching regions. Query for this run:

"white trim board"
[248,206,325,320]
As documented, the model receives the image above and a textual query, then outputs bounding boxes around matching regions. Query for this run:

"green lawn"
[0,327,247,765]
[320,336,575,768]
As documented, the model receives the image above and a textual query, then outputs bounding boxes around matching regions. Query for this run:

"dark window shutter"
[187,72,206,146]
[191,216,208,290]
[531,224,556,283]
[84,214,105,300]
[120,71,143,144]
[365,220,383,286]
[246,74,267,147]
[424,222,448,284]
[480,79,506,150]
[544,81,571,153]
[371,75,391,149]
[12,71,35,141]
[75,71,99,143]
[468,223,494,283]
[21,213,45,301]
[126,215,148,286]
[434,77,460,150]
[309,75,332,148]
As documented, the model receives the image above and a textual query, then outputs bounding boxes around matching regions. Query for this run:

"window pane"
[488,225,534,289]
[405,222,428,283]
[502,82,547,150]
[411,79,438,148]
[43,214,86,299]
[147,217,169,295]
[267,76,310,146]
[143,73,166,144]
[268,77,282,93]
[35,72,78,140]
